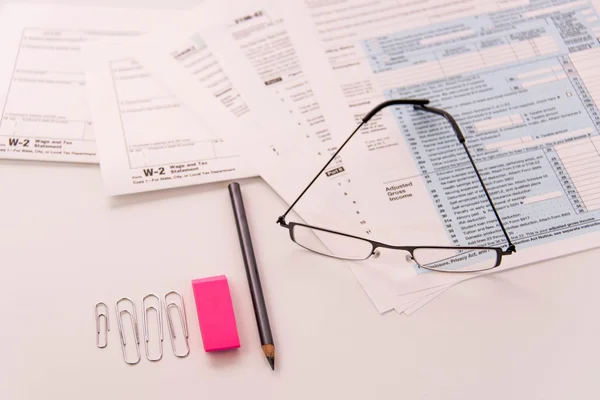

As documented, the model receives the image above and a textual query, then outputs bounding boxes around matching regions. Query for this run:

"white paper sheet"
[0,4,182,163]
[394,284,451,314]
[403,286,450,316]
[84,41,255,195]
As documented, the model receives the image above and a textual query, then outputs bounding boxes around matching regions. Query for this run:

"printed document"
[0,5,178,163]
[85,42,255,195]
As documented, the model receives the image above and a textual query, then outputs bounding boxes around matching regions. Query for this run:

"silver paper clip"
[142,294,164,362]
[95,302,110,348]
[164,291,190,358]
[115,298,141,365]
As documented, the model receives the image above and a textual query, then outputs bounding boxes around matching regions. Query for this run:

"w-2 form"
[0,5,177,163]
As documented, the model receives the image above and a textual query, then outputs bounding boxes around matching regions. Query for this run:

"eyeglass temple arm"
[414,104,516,254]
[277,99,430,225]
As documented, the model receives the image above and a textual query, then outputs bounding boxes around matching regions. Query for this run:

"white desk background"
[1,1,599,399]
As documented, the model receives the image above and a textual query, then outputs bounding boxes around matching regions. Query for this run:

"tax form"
[131,14,328,203]
[282,0,600,297]
[85,42,255,195]
[0,5,179,163]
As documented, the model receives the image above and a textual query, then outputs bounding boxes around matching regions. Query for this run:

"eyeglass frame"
[276,99,516,272]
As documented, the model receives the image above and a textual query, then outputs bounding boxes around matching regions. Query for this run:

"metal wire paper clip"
[95,302,110,348]
[164,291,190,358]
[142,294,164,362]
[115,297,141,365]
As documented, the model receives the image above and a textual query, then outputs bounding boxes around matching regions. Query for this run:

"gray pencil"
[228,182,275,370]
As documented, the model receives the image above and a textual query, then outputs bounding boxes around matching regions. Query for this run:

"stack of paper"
[2,0,600,314]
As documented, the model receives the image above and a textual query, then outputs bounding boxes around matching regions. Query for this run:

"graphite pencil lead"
[267,356,275,370]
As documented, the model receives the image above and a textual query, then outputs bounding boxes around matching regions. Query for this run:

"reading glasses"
[276,99,516,273]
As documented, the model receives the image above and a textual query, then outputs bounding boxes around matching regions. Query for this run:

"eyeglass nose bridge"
[369,245,416,263]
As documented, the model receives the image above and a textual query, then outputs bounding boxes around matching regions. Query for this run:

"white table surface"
[1,1,600,399]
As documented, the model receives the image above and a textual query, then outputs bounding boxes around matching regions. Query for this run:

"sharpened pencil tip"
[267,356,275,370]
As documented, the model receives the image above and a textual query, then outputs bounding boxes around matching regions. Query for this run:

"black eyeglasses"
[277,99,516,273]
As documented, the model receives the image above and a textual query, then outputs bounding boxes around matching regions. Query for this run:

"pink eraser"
[191,275,240,352]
